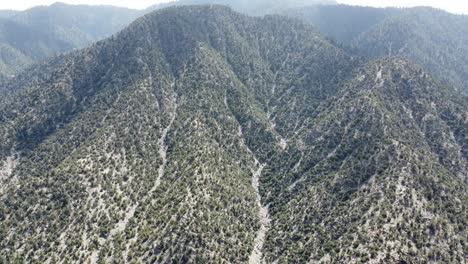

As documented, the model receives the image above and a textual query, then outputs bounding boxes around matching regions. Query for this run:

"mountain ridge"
[0,4,466,264]
[285,5,468,94]
[0,5,355,262]
[261,56,467,262]
[0,2,141,80]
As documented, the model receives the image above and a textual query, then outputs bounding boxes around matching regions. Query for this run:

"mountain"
[0,10,18,19]
[147,0,337,15]
[1,5,466,263]
[261,57,467,262]
[353,7,468,94]
[285,5,468,94]
[11,2,141,46]
[0,5,354,263]
[284,5,399,44]
[0,17,69,79]
[0,3,141,79]
[1,0,467,98]
[0,0,339,81]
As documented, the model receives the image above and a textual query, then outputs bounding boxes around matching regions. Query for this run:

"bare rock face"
[0,152,18,195]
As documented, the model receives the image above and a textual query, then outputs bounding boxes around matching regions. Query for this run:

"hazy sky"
[0,0,466,14]
[337,0,468,14]
[0,0,170,10]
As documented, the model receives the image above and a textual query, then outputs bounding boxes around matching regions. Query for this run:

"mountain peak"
[0,4,466,264]
[0,6,356,262]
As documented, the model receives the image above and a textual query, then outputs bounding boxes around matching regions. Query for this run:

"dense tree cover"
[353,8,468,94]
[285,5,468,94]
[0,5,466,264]
[0,5,353,262]
[0,0,338,80]
[3,1,467,96]
[261,58,467,262]
[0,3,142,80]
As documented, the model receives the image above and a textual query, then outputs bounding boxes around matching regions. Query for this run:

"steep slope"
[353,8,468,94]
[0,5,466,264]
[285,5,468,94]
[261,57,467,263]
[0,3,140,79]
[0,5,355,263]
[11,2,141,46]
[0,42,32,80]
[0,17,70,79]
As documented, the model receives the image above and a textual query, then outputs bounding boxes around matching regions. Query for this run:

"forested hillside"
[353,7,468,94]
[2,0,467,96]
[0,3,140,80]
[286,5,468,93]
[0,5,353,262]
[261,57,467,262]
[0,5,466,263]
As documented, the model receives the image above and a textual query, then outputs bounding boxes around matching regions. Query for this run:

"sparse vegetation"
[0,4,466,264]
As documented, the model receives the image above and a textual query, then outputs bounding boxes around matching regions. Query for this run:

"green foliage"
[0,5,466,264]
[286,5,468,94]
[0,3,142,80]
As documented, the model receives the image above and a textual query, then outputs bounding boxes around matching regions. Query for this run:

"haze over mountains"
[1,0,467,94]
[146,0,337,15]
[0,3,141,80]
[3,0,330,79]
[0,10,18,19]
[0,1,466,263]
[285,5,468,93]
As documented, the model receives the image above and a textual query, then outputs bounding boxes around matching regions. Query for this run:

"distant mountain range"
[0,2,466,263]
[0,4,466,263]
[0,3,141,80]
[1,1,338,80]
[1,1,467,96]
[147,0,337,15]
[285,5,468,93]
